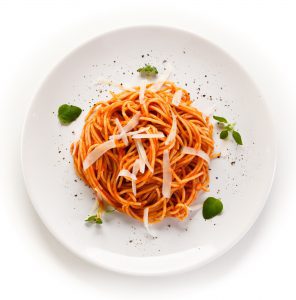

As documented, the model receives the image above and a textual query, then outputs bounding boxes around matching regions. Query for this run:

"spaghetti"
[70,81,216,224]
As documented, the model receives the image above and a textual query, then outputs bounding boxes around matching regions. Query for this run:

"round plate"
[21,26,276,275]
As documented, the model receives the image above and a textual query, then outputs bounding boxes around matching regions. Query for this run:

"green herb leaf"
[232,130,243,145]
[137,64,158,77]
[95,218,103,224]
[213,115,228,123]
[202,197,223,219]
[85,215,97,222]
[220,130,228,139]
[105,208,115,214]
[85,215,103,224]
[58,104,82,125]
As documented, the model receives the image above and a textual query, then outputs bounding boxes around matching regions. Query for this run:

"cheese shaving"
[164,113,177,145]
[115,118,128,146]
[110,127,149,140]
[139,80,147,104]
[150,65,173,92]
[132,132,164,139]
[135,139,153,173]
[95,78,135,92]
[117,169,137,181]
[188,203,203,211]
[162,149,172,198]
[83,140,116,170]
[143,207,155,237]
[109,112,141,142]
[122,111,141,133]
[171,89,183,106]
[182,146,210,164]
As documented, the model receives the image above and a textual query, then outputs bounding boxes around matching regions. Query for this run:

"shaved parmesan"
[188,203,203,211]
[171,89,183,106]
[143,207,155,237]
[165,113,177,145]
[203,105,216,116]
[139,80,147,104]
[135,139,153,173]
[109,112,141,142]
[115,118,128,146]
[162,149,172,198]
[182,146,210,164]
[150,65,173,92]
[193,103,216,119]
[95,78,135,92]
[117,169,137,181]
[132,159,140,195]
[122,111,141,133]
[110,127,149,140]
[83,140,116,170]
[132,132,164,139]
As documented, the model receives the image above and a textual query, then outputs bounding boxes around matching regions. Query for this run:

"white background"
[0,0,295,299]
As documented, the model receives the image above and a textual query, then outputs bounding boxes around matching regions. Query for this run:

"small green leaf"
[213,115,228,123]
[137,64,158,77]
[95,218,103,224]
[202,197,223,219]
[220,130,228,139]
[85,215,97,222]
[232,130,243,145]
[105,208,115,214]
[85,215,103,224]
[58,104,82,125]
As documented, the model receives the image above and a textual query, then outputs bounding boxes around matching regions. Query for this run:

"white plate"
[21,26,276,275]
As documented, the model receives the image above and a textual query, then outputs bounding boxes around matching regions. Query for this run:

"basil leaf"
[137,64,158,77]
[220,130,228,139]
[202,197,223,219]
[85,215,103,224]
[213,115,228,123]
[58,104,82,125]
[95,218,103,224]
[232,130,243,145]
[85,215,97,222]
[105,208,115,214]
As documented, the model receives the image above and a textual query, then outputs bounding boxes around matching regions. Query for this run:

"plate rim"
[21,25,277,276]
